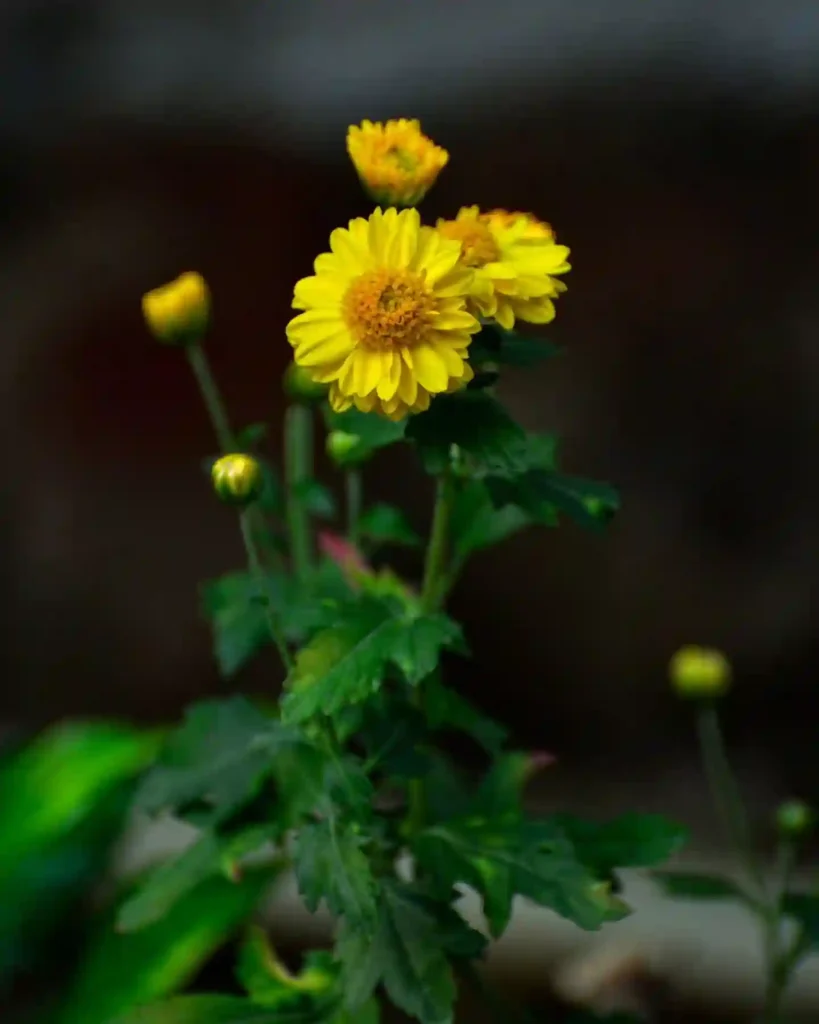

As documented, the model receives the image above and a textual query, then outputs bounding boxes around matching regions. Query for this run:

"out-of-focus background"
[2,1,819,1020]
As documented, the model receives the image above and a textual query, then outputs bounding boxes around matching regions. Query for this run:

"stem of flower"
[760,837,798,1023]
[239,508,293,674]
[407,466,455,838]
[284,403,314,584]
[346,468,363,546]
[186,344,235,452]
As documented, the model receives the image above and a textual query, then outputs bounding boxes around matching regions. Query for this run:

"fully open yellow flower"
[346,119,449,207]
[436,206,571,329]
[286,207,480,420]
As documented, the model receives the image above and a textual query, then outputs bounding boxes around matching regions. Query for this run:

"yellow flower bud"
[776,799,815,839]
[141,271,210,345]
[669,645,732,699]
[326,431,363,466]
[211,453,263,506]
[283,362,329,403]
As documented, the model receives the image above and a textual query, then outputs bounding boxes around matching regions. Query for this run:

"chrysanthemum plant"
[127,121,687,1024]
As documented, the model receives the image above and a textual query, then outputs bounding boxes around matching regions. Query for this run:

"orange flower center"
[342,268,434,349]
[437,218,500,267]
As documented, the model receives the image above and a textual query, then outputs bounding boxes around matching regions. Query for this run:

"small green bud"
[669,645,732,699]
[283,362,329,403]
[326,430,363,465]
[776,800,815,839]
[211,453,264,506]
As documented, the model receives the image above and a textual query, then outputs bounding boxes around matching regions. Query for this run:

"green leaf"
[406,391,529,475]
[553,814,688,874]
[424,679,507,756]
[337,882,458,1024]
[135,697,298,826]
[469,324,562,367]
[782,893,819,948]
[652,871,745,901]
[294,478,337,520]
[414,816,619,938]
[235,423,269,450]
[58,868,278,1024]
[450,480,533,563]
[487,470,618,533]
[107,996,281,1024]
[324,407,407,461]
[358,503,421,547]
[295,820,379,930]
[237,927,339,1012]
[281,599,465,725]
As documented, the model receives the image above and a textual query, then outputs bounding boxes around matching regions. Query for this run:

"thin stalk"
[284,403,314,583]
[239,508,292,673]
[186,344,235,452]
[346,468,363,546]
[407,467,455,837]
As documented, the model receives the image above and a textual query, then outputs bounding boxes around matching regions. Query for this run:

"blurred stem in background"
[284,403,314,584]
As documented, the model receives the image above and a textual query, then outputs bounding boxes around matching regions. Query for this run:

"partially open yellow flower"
[346,119,449,207]
[286,207,480,421]
[141,271,210,345]
[436,206,571,330]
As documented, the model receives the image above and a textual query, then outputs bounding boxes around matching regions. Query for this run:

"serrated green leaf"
[294,478,337,520]
[652,871,744,901]
[487,470,618,533]
[406,391,528,475]
[337,882,457,1024]
[58,868,278,1024]
[358,504,421,547]
[469,324,562,367]
[414,816,618,938]
[107,996,281,1024]
[135,698,298,826]
[450,480,533,563]
[281,600,465,725]
[295,820,378,930]
[237,928,341,1016]
[553,814,688,874]
[424,678,507,756]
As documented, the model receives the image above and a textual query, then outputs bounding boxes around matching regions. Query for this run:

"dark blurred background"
[1,1,819,1018]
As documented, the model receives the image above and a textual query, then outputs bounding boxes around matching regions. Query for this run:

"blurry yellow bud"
[346,119,448,207]
[141,271,210,345]
[669,645,732,699]
[283,362,329,403]
[326,431,363,466]
[776,799,815,839]
[211,453,263,506]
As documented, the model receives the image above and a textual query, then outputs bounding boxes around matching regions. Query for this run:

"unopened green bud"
[283,362,329,403]
[326,430,363,465]
[669,645,731,700]
[211,453,263,506]
[776,800,815,839]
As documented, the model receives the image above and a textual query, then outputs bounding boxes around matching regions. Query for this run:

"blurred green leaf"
[469,324,562,367]
[58,867,280,1024]
[487,470,618,534]
[135,697,298,827]
[295,821,378,931]
[424,677,507,756]
[294,479,337,520]
[450,480,533,563]
[324,408,407,463]
[782,893,819,947]
[553,814,688,874]
[357,503,421,547]
[107,996,281,1024]
[652,871,744,900]
[235,423,269,450]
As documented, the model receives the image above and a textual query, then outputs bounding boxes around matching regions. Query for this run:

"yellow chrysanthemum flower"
[286,207,480,421]
[346,119,449,207]
[436,206,571,330]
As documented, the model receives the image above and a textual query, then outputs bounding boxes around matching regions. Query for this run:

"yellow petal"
[494,301,515,330]
[510,296,556,324]
[385,208,420,267]
[431,342,464,378]
[352,349,384,396]
[293,330,355,366]
[329,225,370,271]
[376,351,402,400]
[397,359,418,405]
[411,344,449,393]
[293,275,343,309]
[328,386,353,412]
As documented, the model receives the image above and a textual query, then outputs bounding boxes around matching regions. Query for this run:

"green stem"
[407,467,455,838]
[697,704,766,897]
[760,838,798,1023]
[284,403,314,583]
[346,469,363,546]
[239,508,293,673]
[186,344,235,452]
